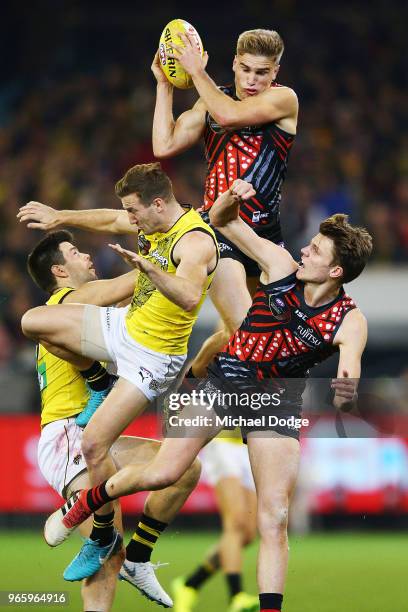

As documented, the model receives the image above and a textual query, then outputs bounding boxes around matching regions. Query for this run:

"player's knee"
[148,464,183,490]
[81,430,109,465]
[257,498,289,539]
[21,308,40,339]
[222,307,247,337]
[223,509,248,536]
[223,319,239,338]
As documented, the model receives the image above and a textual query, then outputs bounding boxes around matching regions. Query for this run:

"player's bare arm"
[171,32,298,130]
[17,201,138,234]
[152,52,206,158]
[110,231,216,312]
[210,179,297,281]
[332,309,368,410]
[62,270,138,307]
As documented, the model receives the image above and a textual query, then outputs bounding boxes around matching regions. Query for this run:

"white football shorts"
[81,305,186,401]
[200,439,255,491]
[38,417,87,497]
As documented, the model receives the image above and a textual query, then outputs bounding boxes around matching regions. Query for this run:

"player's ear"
[232,55,238,73]
[152,197,165,212]
[329,265,343,281]
[273,62,280,80]
[51,264,68,279]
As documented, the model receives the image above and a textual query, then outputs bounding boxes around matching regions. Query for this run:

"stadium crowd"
[0,1,407,375]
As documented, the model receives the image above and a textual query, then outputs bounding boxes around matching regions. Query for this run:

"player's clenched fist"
[229,179,256,201]
[17,201,59,230]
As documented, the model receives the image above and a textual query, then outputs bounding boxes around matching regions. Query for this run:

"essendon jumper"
[201,85,295,240]
[210,272,356,397]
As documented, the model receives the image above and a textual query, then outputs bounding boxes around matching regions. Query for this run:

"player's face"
[297,234,342,283]
[121,194,161,234]
[233,53,279,99]
[58,242,97,286]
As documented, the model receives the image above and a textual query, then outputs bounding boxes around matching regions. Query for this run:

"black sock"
[85,481,113,512]
[226,573,242,599]
[178,366,198,395]
[80,361,111,391]
[185,561,216,590]
[259,592,283,611]
[126,513,168,563]
[89,511,115,546]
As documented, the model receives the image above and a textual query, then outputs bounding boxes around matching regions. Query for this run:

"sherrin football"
[159,19,204,89]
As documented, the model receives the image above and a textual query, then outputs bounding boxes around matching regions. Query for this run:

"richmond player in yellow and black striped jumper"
[28,229,201,609]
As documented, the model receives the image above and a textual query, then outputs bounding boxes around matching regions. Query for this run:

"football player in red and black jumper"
[152,28,298,376]
[48,181,372,612]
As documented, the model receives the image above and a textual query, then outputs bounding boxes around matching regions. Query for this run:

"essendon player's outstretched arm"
[210,179,297,283]
[170,33,298,130]
[331,309,368,410]
[151,52,206,158]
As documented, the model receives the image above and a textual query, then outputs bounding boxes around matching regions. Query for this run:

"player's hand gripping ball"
[159,19,203,89]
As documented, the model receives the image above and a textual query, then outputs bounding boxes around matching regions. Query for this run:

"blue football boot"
[63,529,123,581]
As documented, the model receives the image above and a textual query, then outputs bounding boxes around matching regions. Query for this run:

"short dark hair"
[27,230,74,292]
[319,214,373,283]
[115,162,173,205]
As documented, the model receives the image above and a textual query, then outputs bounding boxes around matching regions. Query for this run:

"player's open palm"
[17,201,58,230]
[109,243,147,272]
[170,32,208,75]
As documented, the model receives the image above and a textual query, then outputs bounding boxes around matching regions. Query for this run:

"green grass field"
[0,530,406,611]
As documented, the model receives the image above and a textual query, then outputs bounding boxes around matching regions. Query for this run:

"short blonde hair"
[236,29,284,62]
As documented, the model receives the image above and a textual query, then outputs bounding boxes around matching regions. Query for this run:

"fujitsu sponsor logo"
[295,324,321,347]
